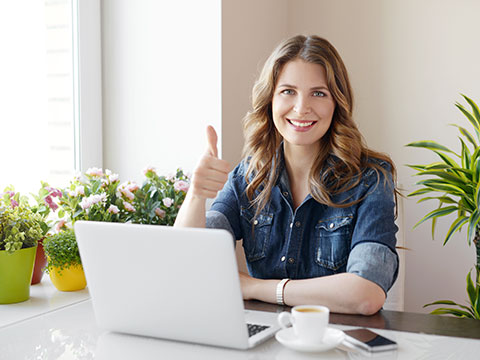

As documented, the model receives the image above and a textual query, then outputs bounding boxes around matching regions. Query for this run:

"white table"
[1,278,480,359]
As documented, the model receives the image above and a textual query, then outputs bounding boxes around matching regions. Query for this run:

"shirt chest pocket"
[314,215,353,271]
[240,206,273,262]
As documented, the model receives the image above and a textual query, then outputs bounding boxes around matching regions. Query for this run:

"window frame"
[74,0,103,172]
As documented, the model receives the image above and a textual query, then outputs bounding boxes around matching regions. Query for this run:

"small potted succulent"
[43,229,86,292]
[0,190,43,303]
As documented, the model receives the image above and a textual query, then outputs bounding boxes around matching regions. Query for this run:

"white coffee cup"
[277,305,330,344]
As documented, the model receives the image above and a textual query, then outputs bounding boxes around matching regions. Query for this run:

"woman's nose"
[293,97,311,115]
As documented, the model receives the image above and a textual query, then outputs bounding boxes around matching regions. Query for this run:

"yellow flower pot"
[49,264,87,292]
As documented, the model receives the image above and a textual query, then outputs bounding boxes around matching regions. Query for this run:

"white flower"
[108,204,120,214]
[163,198,174,208]
[86,167,103,177]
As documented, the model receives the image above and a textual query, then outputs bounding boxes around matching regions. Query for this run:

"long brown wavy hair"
[242,35,397,217]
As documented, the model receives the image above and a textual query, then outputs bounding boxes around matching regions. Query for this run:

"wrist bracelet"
[276,278,290,306]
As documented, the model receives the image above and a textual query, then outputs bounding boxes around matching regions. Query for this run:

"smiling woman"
[175,35,399,315]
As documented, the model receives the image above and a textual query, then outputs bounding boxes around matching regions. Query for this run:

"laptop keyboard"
[247,323,270,337]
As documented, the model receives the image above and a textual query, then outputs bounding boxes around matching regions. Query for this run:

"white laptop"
[74,220,280,350]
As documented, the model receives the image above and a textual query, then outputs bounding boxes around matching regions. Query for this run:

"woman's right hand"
[189,125,230,199]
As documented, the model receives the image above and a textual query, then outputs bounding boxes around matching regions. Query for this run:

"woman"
[175,35,398,315]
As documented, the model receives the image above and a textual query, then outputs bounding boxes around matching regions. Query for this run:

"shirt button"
[295,221,301,227]
[288,258,295,264]
[281,256,286,262]
[253,219,258,225]
[283,191,289,197]
[329,223,334,229]
[290,223,293,228]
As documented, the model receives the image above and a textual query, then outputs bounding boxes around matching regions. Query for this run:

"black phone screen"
[344,328,397,349]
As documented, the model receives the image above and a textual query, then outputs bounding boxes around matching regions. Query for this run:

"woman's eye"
[313,91,326,97]
[281,89,294,95]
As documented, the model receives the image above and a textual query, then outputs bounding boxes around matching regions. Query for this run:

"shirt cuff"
[346,242,399,295]
[206,210,235,238]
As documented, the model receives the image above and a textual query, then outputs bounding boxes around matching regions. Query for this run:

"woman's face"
[272,59,336,150]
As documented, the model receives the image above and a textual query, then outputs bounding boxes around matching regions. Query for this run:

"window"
[0,0,101,194]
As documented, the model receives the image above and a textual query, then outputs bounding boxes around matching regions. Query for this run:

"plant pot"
[0,246,37,304]
[49,264,87,291]
[31,237,47,285]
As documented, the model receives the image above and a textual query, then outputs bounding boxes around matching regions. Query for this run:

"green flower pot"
[0,246,37,304]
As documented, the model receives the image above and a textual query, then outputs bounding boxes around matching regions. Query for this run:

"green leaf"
[408,188,434,197]
[462,94,480,128]
[460,137,471,170]
[427,307,473,318]
[413,205,458,229]
[456,103,480,140]
[414,169,467,187]
[406,164,427,171]
[406,141,456,154]
[451,123,478,148]
[416,196,457,204]
[415,179,466,196]
[433,150,461,169]
[467,210,480,246]
[466,270,477,309]
[443,216,469,245]
[425,163,451,170]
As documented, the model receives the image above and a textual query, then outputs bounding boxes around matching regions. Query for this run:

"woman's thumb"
[206,125,218,158]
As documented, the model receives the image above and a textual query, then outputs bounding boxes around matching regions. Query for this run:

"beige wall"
[221,0,289,165]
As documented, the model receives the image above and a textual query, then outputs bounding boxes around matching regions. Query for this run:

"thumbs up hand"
[190,126,231,199]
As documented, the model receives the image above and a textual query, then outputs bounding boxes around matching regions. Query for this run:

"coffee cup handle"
[277,311,293,329]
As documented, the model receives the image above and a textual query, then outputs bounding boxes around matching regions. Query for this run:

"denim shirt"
[206,153,399,294]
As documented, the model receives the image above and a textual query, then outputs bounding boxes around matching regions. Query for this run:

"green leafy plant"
[0,189,43,254]
[43,229,81,273]
[131,167,190,226]
[406,94,480,319]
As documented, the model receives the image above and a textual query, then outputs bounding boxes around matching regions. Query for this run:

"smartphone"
[344,328,397,352]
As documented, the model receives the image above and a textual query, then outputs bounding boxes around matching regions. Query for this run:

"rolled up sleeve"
[347,242,398,294]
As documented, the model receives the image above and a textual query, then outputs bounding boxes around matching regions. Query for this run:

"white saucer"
[275,327,345,352]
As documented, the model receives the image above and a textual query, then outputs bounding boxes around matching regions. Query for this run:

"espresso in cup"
[278,305,330,344]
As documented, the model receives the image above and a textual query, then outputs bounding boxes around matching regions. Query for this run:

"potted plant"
[0,190,43,303]
[131,167,190,226]
[29,182,62,284]
[58,167,132,225]
[407,94,480,319]
[43,229,86,291]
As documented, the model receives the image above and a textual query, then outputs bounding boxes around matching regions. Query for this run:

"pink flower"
[174,180,189,193]
[108,204,120,214]
[123,201,136,212]
[46,187,62,198]
[10,199,19,208]
[56,219,67,232]
[127,182,139,192]
[155,208,166,219]
[86,167,103,177]
[163,198,173,208]
[44,196,59,211]
[143,166,157,176]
